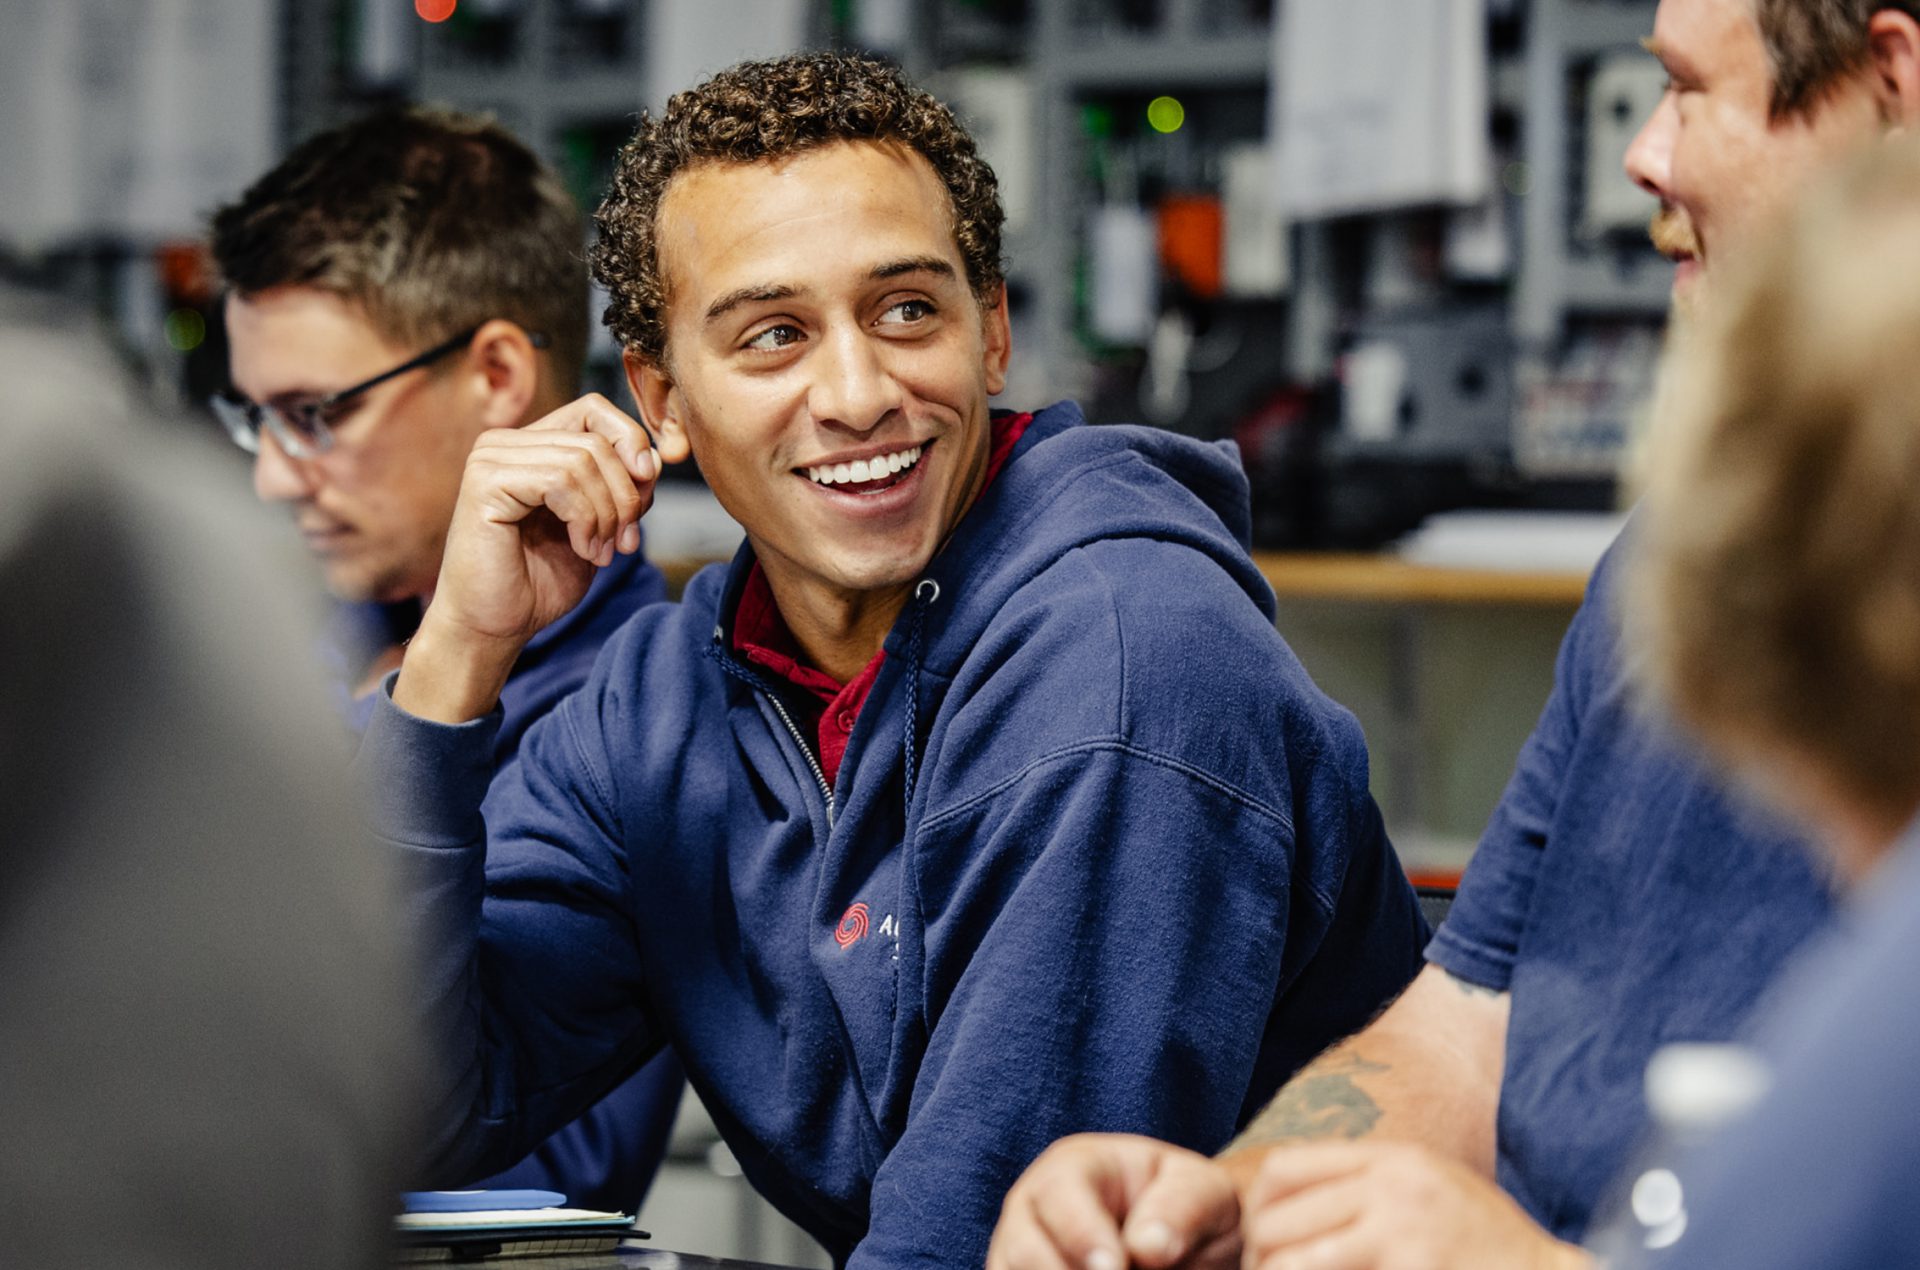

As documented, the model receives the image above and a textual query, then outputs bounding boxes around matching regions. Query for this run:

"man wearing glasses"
[207,106,682,1215]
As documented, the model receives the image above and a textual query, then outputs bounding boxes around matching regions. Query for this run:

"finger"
[570,427,650,553]
[1013,1191,1121,1268]
[1007,1142,1134,1270]
[1121,1155,1241,1268]
[492,434,629,560]
[1245,1144,1376,1210]
[1185,1223,1247,1270]
[467,443,619,564]
[1249,1224,1375,1270]
[529,393,660,484]
[990,1221,1082,1268]
[1241,1177,1367,1262]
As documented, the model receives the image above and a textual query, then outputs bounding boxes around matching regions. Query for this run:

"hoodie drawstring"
[902,578,941,811]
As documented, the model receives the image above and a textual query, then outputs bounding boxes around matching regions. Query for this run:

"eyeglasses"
[210,325,549,459]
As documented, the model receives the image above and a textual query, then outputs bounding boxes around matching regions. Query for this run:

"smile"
[804,444,924,492]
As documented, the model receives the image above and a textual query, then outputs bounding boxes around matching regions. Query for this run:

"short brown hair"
[1758,0,1920,116]
[1626,135,1920,832]
[210,106,589,389]
[591,52,1005,364]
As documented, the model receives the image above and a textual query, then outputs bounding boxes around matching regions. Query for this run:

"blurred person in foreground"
[0,284,421,1268]
[357,51,1431,1267]
[208,106,682,1214]
[1621,133,1920,1270]
[987,3,1920,1267]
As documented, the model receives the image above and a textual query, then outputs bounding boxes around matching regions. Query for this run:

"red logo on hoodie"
[835,902,871,950]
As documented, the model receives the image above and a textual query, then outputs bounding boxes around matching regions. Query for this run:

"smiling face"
[1624,0,1882,312]
[628,139,1010,642]
[226,287,488,604]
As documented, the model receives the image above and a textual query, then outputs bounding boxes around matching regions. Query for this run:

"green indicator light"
[1146,96,1186,134]
[164,308,207,353]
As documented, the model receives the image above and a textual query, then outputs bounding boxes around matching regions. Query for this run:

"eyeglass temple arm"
[316,325,551,409]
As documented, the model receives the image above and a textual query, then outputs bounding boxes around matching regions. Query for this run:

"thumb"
[1121,1155,1241,1268]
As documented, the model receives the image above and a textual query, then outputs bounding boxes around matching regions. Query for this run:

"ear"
[623,348,694,465]
[1867,8,1920,130]
[466,319,543,428]
[979,283,1012,398]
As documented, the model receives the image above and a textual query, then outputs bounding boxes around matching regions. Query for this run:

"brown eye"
[879,299,935,326]
[745,324,803,352]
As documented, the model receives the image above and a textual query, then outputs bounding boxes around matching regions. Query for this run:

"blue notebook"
[395,1192,644,1261]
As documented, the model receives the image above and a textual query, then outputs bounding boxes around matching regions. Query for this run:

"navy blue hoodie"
[362,401,1428,1266]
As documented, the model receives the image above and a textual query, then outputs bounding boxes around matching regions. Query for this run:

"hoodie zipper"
[711,635,839,830]
[763,686,837,830]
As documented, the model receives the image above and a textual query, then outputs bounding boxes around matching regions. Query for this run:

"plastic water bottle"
[1584,1042,1773,1263]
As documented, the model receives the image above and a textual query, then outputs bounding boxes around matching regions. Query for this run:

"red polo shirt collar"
[732,411,1035,785]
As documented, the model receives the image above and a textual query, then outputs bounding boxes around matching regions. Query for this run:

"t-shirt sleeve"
[1425,549,1621,992]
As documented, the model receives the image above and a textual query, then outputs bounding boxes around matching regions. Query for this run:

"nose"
[807,323,904,434]
[252,428,318,503]
[1624,90,1677,200]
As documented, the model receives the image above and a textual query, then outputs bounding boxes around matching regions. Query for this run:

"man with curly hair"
[357,53,1429,1265]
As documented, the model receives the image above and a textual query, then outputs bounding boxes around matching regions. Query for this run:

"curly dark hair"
[592,52,1005,363]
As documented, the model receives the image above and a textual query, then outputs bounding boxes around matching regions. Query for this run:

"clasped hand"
[989,1135,1591,1270]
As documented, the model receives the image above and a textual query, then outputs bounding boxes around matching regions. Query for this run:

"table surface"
[398,1249,802,1269]
[1249,551,1591,606]
[659,551,1592,608]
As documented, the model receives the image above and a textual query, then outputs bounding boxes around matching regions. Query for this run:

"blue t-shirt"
[1424,542,1837,1241]
[329,546,685,1214]
[1634,826,1920,1270]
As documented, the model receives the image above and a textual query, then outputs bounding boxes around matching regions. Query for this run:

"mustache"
[1649,205,1700,259]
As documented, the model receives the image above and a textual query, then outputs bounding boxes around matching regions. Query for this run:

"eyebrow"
[226,383,322,410]
[704,284,799,327]
[1641,35,1700,81]
[700,257,960,328]
[870,255,957,283]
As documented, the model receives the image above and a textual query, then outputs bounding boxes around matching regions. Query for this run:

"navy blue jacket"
[333,548,685,1214]
[360,403,1428,1265]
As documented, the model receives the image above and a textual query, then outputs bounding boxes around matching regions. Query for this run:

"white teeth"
[807,445,924,487]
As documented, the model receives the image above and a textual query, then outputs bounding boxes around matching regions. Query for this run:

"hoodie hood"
[867,403,1272,704]
[705,401,1272,806]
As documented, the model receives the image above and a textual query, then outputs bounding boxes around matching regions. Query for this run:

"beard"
[1649,204,1701,259]
[1650,204,1704,320]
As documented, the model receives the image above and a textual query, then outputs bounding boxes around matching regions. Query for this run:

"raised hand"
[396,393,659,724]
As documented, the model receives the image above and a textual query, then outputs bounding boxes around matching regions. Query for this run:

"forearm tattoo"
[1228,1052,1391,1149]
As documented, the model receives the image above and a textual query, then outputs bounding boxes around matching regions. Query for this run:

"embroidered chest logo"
[835,903,871,949]
[834,902,899,950]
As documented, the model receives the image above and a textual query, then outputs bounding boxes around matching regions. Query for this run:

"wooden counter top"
[656,552,1595,608]
[1252,552,1592,607]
